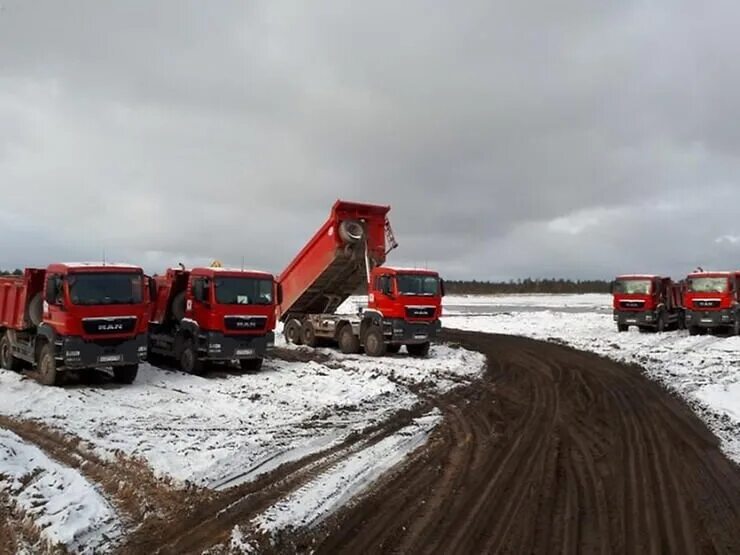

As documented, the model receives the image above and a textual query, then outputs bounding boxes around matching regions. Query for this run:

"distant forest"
[0,269,23,276]
[445,279,611,295]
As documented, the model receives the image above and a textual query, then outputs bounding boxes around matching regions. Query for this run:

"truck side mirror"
[276,283,283,305]
[440,279,446,297]
[609,281,615,294]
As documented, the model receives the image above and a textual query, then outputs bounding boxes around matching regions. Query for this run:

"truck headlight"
[645,314,653,321]
[208,343,222,352]
[722,314,730,321]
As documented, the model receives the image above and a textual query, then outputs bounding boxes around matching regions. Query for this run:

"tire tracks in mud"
[303,330,740,554]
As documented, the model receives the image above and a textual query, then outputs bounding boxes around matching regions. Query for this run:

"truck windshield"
[214,277,273,305]
[613,280,652,295]
[688,277,728,293]
[68,273,144,305]
[396,274,440,296]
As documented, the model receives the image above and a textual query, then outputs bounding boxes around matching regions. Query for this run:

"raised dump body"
[0,263,150,385]
[278,200,443,358]
[278,200,395,320]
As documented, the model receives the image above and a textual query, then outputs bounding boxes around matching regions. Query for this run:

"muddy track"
[307,331,740,554]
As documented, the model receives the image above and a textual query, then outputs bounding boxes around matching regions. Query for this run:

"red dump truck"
[612,274,685,332]
[0,263,150,385]
[684,270,740,335]
[148,266,278,373]
[278,200,443,357]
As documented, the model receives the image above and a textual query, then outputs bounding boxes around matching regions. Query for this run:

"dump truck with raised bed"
[0,263,150,385]
[148,266,278,373]
[683,270,740,335]
[612,274,685,332]
[278,200,444,357]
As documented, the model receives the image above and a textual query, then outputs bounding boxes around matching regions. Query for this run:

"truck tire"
[27,293,43,327]
[734,319,740,336]
[240,358,263,371]
[617,324,629,333]
[179,340,204,375]
[284,319,303,345]
[302,320,318,347]
[407,342,430,358]
[0,334,22,371]
[113,364,138,384]
[363,327,386,357]
[171,292,186,321]
[338,325,360,354]
[338,220,364,244]
[656,313,666,333]
[37,343,58,386]
[386,344,401,354]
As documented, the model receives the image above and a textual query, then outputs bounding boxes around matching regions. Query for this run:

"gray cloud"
[1,0,740,279]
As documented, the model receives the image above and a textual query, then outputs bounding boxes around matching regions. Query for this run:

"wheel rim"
[40,354,53,378]
[367,334,378,353]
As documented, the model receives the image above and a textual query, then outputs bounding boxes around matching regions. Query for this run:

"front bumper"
[58,333,147,370]
[198,331,274,360]
[613,310,659,327]
[685,309,736,328]
[383,318,441,344]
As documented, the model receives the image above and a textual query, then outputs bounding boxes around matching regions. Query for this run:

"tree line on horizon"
[445,278,611,295]
[0,269,23,276]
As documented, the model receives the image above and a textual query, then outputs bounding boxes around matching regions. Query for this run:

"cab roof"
[615,274,661,280]
[52,262,142,272]
[377,266,440,276]
[189,266,274,279]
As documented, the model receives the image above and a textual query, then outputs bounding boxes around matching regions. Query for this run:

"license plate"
[413,334,428,340]
[236,348,255,356]
[99,354,122,363]
[701,318,713,323]
[626,319,637,324]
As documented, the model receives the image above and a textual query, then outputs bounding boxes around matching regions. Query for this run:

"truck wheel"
[113,364,138,384]
[171,291,186,321]
[338,220,365,244]
[734,319,740,336]
[363,327,386,357]
[617,324,628,333]
[180,340,204,375]
[37,343,58,386]
[240,358,263,371]
[688,326,700,336]
[338,325,360,354]
[0,334,22,371]
[284,319,303,345]
[656,313,666,333]
[407,342,430,357]
[386,344,401,354]
[27,293,43,327]
[302,321,318,347]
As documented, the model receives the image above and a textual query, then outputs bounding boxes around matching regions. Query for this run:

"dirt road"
[2,332,739,554]
[308,331,740,554]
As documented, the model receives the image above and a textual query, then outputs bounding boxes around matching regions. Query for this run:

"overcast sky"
[1,1,739,280]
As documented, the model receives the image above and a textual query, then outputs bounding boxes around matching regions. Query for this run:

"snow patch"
[254,409,442,533]
[0,429,123,553]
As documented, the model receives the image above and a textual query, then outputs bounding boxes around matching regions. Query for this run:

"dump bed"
[277,200,395,320]
[0,269,45,330]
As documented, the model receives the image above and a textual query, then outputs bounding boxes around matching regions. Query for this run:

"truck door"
[189,277,213,327]
[44,274,65,332]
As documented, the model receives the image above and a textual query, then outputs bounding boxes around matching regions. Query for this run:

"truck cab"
[0,263,150,385]
[148,267,278,373]
[367,266,443,347]
[612,274,684,332]
[684,271,740,335]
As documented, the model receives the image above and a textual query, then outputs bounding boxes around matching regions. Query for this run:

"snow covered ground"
[0,344,483,488]
[0,429,122,553]
[254,409,442,534]
[443,294,740,463]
